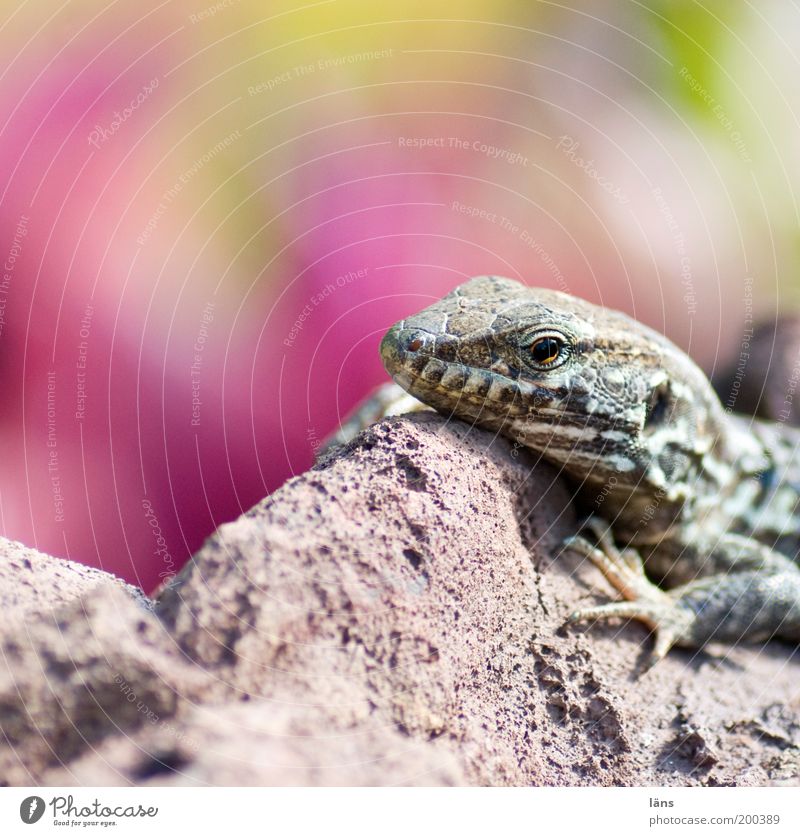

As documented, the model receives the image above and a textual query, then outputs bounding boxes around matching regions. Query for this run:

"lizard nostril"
[404,332,428,353]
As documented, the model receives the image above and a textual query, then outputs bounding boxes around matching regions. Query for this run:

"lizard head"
[380,275,726,493]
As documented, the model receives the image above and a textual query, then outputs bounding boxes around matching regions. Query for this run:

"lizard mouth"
[380,324,554,425]
[380,323,641,437]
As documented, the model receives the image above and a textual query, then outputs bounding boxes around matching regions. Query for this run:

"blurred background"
[0,0,798,591]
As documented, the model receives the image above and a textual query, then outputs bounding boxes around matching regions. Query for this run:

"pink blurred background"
[1,0,798,591]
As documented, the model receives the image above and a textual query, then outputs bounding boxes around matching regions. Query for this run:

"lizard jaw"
[380,323,540,426]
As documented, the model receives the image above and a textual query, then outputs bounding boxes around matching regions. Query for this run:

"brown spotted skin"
[376,276,800,662]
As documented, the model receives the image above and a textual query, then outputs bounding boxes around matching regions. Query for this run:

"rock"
[0,540,213,785]
[3,415,800,785]
[0,536,148,614]
[47,699,467,786]
[714,315,800,423]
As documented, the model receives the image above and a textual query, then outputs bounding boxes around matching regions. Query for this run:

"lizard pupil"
[531,336,562,365]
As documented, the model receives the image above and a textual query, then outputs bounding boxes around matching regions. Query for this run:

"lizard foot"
[563,518,694,664]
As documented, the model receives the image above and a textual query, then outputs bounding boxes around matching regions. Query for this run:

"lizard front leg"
[565,519,800,664]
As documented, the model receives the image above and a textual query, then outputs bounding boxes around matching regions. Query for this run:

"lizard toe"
[566,599,695,665]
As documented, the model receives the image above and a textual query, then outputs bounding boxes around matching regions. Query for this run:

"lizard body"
[369,275,800,661]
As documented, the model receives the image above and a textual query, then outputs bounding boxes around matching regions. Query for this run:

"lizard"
[334,275,800,664]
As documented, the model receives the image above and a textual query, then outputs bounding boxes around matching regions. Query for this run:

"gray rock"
[2,414,799,785]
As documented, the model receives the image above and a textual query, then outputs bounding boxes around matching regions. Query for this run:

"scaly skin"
[370,275,800,663]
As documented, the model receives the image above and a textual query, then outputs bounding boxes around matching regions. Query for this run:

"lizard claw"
[566,599,692,665]
[562,522,695,664]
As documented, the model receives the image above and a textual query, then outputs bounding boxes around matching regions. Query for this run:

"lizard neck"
[570,406,771,544]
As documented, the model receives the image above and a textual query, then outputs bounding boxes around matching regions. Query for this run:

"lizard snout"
[380,326,434,376]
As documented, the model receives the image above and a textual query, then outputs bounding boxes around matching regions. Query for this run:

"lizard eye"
[527,332,569,370]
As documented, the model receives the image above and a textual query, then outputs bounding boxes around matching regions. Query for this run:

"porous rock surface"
[2,413,800,786]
